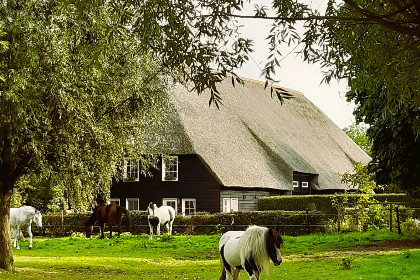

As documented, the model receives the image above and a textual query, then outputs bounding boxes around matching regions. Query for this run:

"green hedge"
[258,194,420,214]
[41,210,325,237]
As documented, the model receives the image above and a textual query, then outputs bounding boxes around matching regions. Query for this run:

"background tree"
[253,0,420,195]
[343,124,372,156]
[0,1,170,271]
[316,1,420,195]
[0,0,260,271]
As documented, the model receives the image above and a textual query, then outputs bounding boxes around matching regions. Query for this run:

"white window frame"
[292,181,299,188]
[302,182,309,188]
[223,198,239,213]
[162,198,178,214]
[109,198,121,206]
[162,155,178,181]
[123,159,139,182]
[126,198,139,211]
[182,198,196,216]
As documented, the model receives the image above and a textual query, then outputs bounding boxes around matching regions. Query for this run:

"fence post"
[389,203,393,232]
[396,206,401,235]
[337,203,341,232]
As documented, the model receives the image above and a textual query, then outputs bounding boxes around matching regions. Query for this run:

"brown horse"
[85,203,130,239]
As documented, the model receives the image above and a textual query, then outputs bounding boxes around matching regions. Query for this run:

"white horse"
[147,202,175,240]
[10,206,43,250]
[218,225,283,280]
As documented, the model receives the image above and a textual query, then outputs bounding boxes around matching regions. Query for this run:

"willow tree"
[0,0,256,271]
[0,1,161,270]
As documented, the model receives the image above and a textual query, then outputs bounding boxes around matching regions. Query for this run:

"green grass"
[1,231,419,279]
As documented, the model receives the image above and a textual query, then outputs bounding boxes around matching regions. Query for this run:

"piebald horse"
[219,225,283,280]
[10,206,43,250]
[147,202,175,240]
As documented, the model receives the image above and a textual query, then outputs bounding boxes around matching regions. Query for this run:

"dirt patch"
[359,239,420,251]
[285,239,420,261]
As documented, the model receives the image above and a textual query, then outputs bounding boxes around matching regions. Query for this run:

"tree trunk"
[0,186,14,271]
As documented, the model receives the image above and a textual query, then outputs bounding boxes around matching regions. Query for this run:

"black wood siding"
[111,154,221,213]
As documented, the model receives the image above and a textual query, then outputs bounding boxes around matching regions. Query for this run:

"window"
[163,198,178,214]
[123,159,139,182]
[182,199,196,216]
[223,198,239,213]
[302,182,309,188]
[162,155,178,181]
[293,181,299,188]
[126,198,139,211]
[110,198,120,206]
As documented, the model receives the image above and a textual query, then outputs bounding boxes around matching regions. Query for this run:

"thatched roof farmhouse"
[111,77,371,213]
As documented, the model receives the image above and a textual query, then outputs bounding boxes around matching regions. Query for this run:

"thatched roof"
[144,77,370,191]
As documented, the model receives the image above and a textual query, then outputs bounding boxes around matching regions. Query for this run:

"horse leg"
[100,223,105,239]
[156,221,161,236]
[109,222,113,238]
[12,226,19,249]
[218,259,235,280]
[244,267,258,280]
[28,222,33,250]
[148,221,153,240]
[165,222,170,235]
[116,220,121,238]
[232,269,240,280]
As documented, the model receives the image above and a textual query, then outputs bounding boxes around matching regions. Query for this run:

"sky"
[234,0,356,129]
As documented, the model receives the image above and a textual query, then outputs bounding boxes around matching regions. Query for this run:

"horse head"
[265,228,283,266]
[33,210,43,228]
[147,202,156,217]
[85,223,93,238]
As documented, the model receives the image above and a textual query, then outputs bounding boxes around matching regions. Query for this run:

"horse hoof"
[28,247,32,250]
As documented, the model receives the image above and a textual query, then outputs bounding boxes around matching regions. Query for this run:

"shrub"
[259,194,419,214]
[41,210,325,237]
[401,218,420,238]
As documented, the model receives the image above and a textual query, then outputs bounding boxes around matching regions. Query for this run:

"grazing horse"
[10,206,43,250]
[218,225,283,280]
[147,202,175,240]
[85,203,130,239]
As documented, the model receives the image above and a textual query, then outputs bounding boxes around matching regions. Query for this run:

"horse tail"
[117,205,131,231]
[169,207,175,222]
[219,258,226,280]
[219,245,231,280]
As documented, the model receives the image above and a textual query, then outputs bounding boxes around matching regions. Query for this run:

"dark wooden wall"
[111,154,221,213]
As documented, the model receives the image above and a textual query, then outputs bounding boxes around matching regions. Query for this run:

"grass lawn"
[1,231,419,279]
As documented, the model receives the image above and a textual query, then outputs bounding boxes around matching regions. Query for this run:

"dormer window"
[162,155,178,181]
[293,171,317,195]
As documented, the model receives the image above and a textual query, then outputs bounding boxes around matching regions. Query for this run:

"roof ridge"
[224,72,302,95]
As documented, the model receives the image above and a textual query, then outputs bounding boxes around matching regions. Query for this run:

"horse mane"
[239,225,271,275]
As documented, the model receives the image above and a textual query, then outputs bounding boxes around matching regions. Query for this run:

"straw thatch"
[143,77,370,191]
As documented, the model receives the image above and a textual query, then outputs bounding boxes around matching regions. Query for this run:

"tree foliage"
[252,0,420,195]
[343,124,372,156]
[316,1,420,195]
[0,1,172,209]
